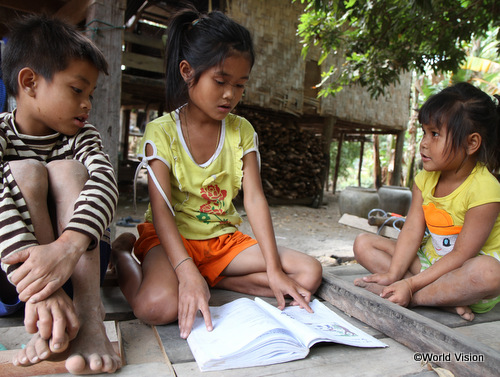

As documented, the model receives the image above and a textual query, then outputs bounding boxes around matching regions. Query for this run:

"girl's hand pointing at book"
[268,270,313,313]
[177,263,213,339]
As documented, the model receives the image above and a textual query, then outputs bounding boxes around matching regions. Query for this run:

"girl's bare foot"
[65,312,121,374]
[111,232,136,258]
[12,332,69,366]
[354,277,385,295]
[443,306,475,321]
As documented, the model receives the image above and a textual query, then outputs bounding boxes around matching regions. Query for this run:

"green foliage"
[296,0,500,98]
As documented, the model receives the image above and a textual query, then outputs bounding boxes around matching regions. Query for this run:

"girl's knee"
[133,289,178,325]
[353,233,377,258]
[464,256,500,290]
[297,255,323,293]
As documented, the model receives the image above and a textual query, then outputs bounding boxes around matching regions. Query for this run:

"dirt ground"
[114,172,364,266]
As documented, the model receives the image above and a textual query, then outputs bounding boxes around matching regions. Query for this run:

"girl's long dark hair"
[418,82,500,172]
[163,7,254,112]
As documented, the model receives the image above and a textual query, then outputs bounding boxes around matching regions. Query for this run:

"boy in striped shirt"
[0,15,120,374]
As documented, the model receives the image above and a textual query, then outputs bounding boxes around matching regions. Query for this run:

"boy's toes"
[66,353,121,374]
[13,333,50,366]
[12,348,29,366]
[34,336,51,360]
[88,353,104,372]
[49,332,70,354]
[65,353,87,374]
[101,354,121,373]
[66,353,120,374]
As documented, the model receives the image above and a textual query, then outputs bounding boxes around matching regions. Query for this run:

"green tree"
[296,0,500,98]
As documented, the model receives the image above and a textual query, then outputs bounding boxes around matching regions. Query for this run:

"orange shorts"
[133,222,257,286]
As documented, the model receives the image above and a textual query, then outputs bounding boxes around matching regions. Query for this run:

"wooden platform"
[1,264,499,376]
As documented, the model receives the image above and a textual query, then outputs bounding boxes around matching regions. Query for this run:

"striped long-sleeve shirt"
[0,112,118,278]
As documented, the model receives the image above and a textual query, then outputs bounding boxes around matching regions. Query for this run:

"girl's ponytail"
[163,8,199,112]
[163,7,254,113]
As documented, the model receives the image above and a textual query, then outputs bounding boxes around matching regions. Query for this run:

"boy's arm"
[241,151,313,313]
[65,125,118,248]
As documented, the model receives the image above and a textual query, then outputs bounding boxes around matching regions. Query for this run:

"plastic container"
[339,186,380,218]
[378,185,412,216]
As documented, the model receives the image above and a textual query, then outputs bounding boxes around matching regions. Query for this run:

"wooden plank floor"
[318,265,500,377]
[3,264,499,376]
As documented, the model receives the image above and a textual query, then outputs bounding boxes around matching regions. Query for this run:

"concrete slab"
[172,338,430,377]
[455,322,500,351]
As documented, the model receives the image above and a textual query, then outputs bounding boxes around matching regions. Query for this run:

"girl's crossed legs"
[353,233,500,320]
[111,232,322,326]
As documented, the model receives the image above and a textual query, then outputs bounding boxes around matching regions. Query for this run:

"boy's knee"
[47,160,88,190]
[47,160,87,179]
[9,159,49,196]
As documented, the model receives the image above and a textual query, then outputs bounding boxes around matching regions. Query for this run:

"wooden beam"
[338,213,400,239]
[122,51,164,73]
[124,31,164,50]
[317,271,500,377]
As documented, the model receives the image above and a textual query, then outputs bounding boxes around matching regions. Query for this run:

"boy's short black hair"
[1,14,108,97]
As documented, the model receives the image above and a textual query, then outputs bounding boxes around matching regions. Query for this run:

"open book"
[187,297,387,371]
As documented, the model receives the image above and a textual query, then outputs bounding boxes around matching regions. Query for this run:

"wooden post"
[373,134,381,189]
[322,116,335,193]
[85,0,126,174]
[358,140,364,186]
[332,132,344,194]
[121,108,131,162]
[391,129,406,186]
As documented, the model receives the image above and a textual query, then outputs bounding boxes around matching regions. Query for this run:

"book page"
[255,298,387,348]
[187,298,308,371]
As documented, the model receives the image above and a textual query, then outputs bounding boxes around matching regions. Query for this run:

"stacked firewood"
[235,108,326,201]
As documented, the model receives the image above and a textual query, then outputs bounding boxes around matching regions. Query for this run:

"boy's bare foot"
[13,307,120,374]
[12,332,69,366]
[443,306,475,321]
[354,277,385,295]
[65,312,121,374]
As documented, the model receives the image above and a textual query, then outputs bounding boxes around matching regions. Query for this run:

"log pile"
[235,108,326,202]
